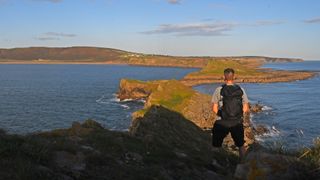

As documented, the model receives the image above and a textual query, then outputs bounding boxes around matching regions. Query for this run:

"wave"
[262,105,272,111]
[96,95,120,105]
[254,125,281,143]
[120,104,130,109]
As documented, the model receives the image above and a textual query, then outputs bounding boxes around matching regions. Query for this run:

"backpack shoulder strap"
[220,84,227,96]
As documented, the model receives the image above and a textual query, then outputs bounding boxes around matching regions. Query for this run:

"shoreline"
[0,60,317,85]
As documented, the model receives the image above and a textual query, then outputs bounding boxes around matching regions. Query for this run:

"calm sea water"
[0,64,198,133]
[194,61,320,149]
[1,62,319,149]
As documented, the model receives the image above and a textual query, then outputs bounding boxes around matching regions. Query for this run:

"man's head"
[224,68,235,81]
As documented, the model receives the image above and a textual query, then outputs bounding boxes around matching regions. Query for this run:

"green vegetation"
[148,80,194,112]
[187,59,263,77]
[299,138,320,171]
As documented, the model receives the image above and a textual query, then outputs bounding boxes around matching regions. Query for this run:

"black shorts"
[212,122,245,147]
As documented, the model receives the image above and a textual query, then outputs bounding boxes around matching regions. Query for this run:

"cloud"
[167,0,181,5]
[304,17,320,24]
[252,20,285,26]
[142,20,284,37]
[35,37,60,41]
[141,22,236,36]
[35,32,76,41]
[45,32,76,37]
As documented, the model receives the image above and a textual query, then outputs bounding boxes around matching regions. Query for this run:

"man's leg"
[239,145,246,160]
[230,123,246,161]
[212,123,229,148]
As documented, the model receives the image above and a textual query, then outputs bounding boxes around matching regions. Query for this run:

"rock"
[234,150,304,180]
[128,79,216,129]
[54,151,86,176]
[203,170,224,180]
[117,79,163,101]
[122,79,256,149]
[123,152,143,164]
[254,125,270,136]
[250,104,264,113]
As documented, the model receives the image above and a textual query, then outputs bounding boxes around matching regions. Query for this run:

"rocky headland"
[118,79,270,149]
[180,59,315,86]
[115,77,320,179]
[0,106,318,179]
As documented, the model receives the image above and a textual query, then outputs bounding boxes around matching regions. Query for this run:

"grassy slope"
[132,80,197,118]
[186,59,263,77]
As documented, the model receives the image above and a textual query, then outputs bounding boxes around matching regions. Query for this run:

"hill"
[0,47,303,66]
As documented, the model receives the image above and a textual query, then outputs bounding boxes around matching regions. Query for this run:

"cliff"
[0,109,236,179]
[118,79,264,149]
[0,107,318,179]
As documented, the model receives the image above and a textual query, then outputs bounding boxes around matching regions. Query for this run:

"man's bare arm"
[243,103,249,114]
[213,103,219,115]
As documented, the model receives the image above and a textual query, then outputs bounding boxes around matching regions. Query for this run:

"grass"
[147,80,194,113]
[187,59,263,77]
[299,138,320,169]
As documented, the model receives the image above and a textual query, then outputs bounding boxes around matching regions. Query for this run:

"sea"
[0,61,319,149]
[0,64,197,133]
[194,61,320,149]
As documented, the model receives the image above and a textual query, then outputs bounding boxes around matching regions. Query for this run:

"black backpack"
[219,84,244,126]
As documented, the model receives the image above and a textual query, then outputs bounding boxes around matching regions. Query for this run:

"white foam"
[121,104,130,109]
[262,105,272,111]
[255,125,281,144]
[96,95,120,105]
[138,99,146,103]
[110,97,121,102]
[121,98,134,102]
[271,125,280,134]
[295,129,304,137]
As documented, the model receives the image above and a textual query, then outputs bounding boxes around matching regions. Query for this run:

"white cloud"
[252,20,285,26]
[35,37,60,41]
[142,22,236,36]
[45,32,76,37]
[304,17,320,24]
[35,32,76,41]
[142,20,284,37]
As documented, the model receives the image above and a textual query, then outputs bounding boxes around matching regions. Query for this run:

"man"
[211,68,249,160]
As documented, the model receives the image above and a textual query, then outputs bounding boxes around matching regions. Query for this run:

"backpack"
[219,84,244,126]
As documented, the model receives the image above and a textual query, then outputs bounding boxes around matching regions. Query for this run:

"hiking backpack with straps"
[219,84,244,126]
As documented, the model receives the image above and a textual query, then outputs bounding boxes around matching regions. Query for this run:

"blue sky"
[1,0,320,60]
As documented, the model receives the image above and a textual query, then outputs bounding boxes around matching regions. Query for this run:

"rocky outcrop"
[119,79,263,149]
[181,59,316,86]
[117,79,164,101]
[0,109,318,179]
[234,149,314,180]
[124,79,215,129]
[181,71,315,86]
[0,110,237,179]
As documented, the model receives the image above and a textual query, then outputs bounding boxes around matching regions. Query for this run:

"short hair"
[224,68,235,81]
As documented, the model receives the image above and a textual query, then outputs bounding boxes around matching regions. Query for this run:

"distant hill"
[0,46,303,66]
[0,47,130,62]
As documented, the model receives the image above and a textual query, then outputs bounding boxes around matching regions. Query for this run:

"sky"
[0,0,320,60]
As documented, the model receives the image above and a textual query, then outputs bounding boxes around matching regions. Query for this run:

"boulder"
[234,150,308,180]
